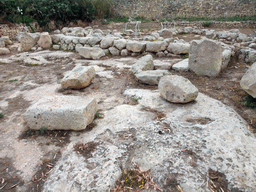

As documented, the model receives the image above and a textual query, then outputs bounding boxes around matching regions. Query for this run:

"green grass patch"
[8,79,18,82]
[134,16,151,23]
[202,21,212,27]
[0,113,4,118]
[102,16,129,24]
[95,111,104,119]
[162,15,256,22]
[244,93,256,108]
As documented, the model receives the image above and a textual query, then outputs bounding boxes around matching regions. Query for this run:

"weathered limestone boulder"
[135,70,171,85]
[167,43,190,55]
[131,54,154,74]
[109,47,119,56]
[38,32,52,49]
[146,41,168,52]
[61,66,95,89]
[237,33,248,42]
[240,62,256,98]
[206,30,215,39]
[75,44,83,52]
[87,37,102,46]
[77,47,105,60]
[172,58,189,71]
[184,27,193,33]
[159,75,198,103]
[51,34,64,44]
[18,32,39,51]
[121,49,129,56]
[100,37,115,49]
[222,49,232,70]
[23,96,97,130]
[126,41,146,53]
[189,39,222,77]
[114,39,127,50]
[0,39,5,48]
[0,48,10,55]
[158,29,173,37]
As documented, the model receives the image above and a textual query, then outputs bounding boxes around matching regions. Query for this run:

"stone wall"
[112,0,256,19]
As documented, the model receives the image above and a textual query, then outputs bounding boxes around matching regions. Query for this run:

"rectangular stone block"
[23,96,97,130]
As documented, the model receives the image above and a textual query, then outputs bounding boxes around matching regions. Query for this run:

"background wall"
[112,0,256,19]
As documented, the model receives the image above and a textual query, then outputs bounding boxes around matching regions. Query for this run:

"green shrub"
[202,21,212,27]
[0,113,4,118]
[30,0,95,26]
[90,0,113,18]
[244,93,256,108]
[0,0,95,27]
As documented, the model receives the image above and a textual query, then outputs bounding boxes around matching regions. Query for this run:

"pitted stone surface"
[23,96,97,130]
[43,89,256,192]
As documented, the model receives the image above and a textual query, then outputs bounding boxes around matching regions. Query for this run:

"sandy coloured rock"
[240,62,256,98]
[23,95,97,130]
[167,43,190,55]
[172,58,189,71]
[158,75,198,103]
[131,54,154,74]
[77,47,105,60]
[135,70,171,85]
[61,66,96,89]
[126,41,146,53]
[189,38,223,77]
[38,32,52,49]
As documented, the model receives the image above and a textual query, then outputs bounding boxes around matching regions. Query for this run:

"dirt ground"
[0,20,256,191]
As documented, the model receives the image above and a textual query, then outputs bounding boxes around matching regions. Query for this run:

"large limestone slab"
[0,48,10,55]
[114,39,127,50]
[189,39,222,77]
[240,62,256,98]
[131,54,154,74]
[167,43,190,55]
[43,89,256,192]
[135,70,171,85]
[100,37,115,49]
[126,40,146,52]
[23,96,97,130]
[61,66,95,89]
[77,47,105,60]
[159,75,198,103]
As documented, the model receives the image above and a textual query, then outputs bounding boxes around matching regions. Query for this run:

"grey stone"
[249,43,256,49]
[38,32,52,49]
[172,58,189,71]
[135,70,171,85]
[23,96,97,130]
[100,37,115,49]
[79,37,88,45]
[158,29,173,37]
[222,49,232,70]
[121,49,129,56]
[184,27,193,33]
[0,48,10,55]
[126,41,146,53]
[67,43,75,51]
[88,37,102,46]
[18,32,39,52]
[52,45,60,50]
[109,47,119,56]
[114,39,127,50]
[237,33,248,42]
[77,47,105,60]
[206,30,215,39]
[131,54,154,74]
[167,43,190,55]
[189,39,222,77]
[159,75,198,103]
[240,62,256,98]
[146,41,168,52]
[75,44,83,52]
[0,39,5,48]
[61,66,95,89]
[156,52,165,57]
[51,34,64,44]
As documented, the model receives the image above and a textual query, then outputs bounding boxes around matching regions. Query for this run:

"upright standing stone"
[189,39,222,77]
[23,96,97,130]
[240,62,256,98]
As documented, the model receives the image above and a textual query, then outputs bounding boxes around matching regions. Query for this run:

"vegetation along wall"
[112,0,256,19]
